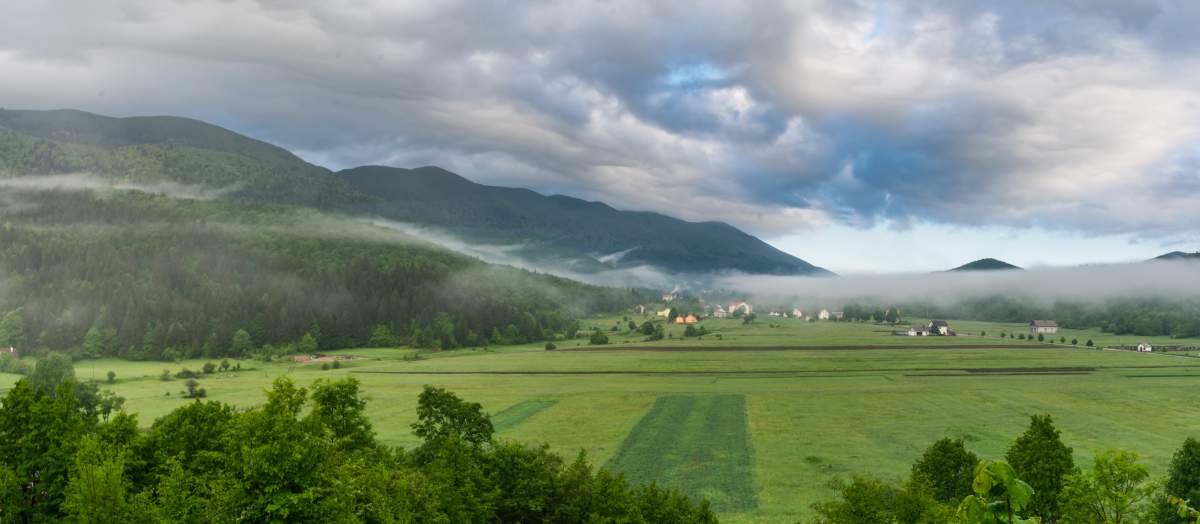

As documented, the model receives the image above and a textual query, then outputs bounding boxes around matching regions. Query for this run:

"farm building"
[818,309,830,320]
[1137,343,1153,352]
[768,311,781,317]
[728,301,753,316]
[1030,320,1059,334]
[674,314,698,325]
[908,325,930,336]
[792,308,804,319]
[657,308,672,317]
[831,311,844,320]
[661,292,675,302]
[928,320,952,336]
[712,306,728,318]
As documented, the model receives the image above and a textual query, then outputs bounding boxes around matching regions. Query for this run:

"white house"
[908,325,930,336]
[818,309,830,320]
[635,304,647,315]
[713,306,728,319]
[929,320,951,336]
[661,292,675,302]
[831,311,844,321]
[1030,320,1059,334]
[1137,343,1153,352]
[657,308,672,317]
[792,308,804,319]
[768,311,781,317]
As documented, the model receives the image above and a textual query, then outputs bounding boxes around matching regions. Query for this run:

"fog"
[0,173,243,201]
[717,261,1200,308]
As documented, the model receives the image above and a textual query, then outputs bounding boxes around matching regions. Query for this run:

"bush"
[219,359,231,371]
[159,369,172,381]
[202,362,216,374]
[175,368,198,379]
[321,362,330,371]
[589,331,609,345]
[106,370,116,383]
[544,342,557,350]
[332,359,341,369]
[1086,339,1094,347]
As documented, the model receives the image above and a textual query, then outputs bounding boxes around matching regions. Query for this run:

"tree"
[298,332,319,354]
[981,331,987,337]
[1086,340,1094,347]
[307,378,374,451]
[202,362,216,374]
[30,351,76,395]
[106,370,116,384]
[810,475,951,524]
[1071,339,1078,346]
[544,342,556,350]
[1006,414,1075,523]
[368,325,398,347]
[589,331,609,345]
[958,460,1039,524]
[639,321,655,335]
[230,329,254,357]
[912,437,980,504]
[219,359,231,371]
[411,385,493,449]
[743,313,757,325]
[1159,438,1200,524]
[628,320,637,332]
[184,379,201,398]
[83,326,107,359]
[63,436,132,523]
[683,325,698,337]
[0,309,26,349]
[1059,449,1152,524]
[1037,333,1045,342]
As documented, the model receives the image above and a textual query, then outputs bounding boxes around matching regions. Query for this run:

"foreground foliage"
[0,377,716,523]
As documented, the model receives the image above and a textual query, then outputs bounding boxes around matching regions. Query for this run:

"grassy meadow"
[6,318,1200,522]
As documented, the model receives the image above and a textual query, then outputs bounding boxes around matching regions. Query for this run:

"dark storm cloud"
[1,0,1198,239]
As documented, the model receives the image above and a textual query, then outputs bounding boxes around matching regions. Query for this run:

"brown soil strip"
[568,344,1060,352]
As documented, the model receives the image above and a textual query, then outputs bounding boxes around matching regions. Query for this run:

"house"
[3,346,16,359]
[792,308,804,319]
[818,309,830,320]
[928,320,951,336]
[831,311,844,321]
[768,311,781,317]
[1137,343,1153,352]
[635,304,647,315]
[1030,320,1059,334]
[727,301,753,316]
[674,313,699,325]
[713,306,728,319]
[657,308,672,317]
[908,325,930,336]
[661,292,675,302]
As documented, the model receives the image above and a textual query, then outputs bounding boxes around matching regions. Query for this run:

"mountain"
[1,108,827,276]
[1154,251,1200,261]
[340,165,830,276]
[949,258,1022,272]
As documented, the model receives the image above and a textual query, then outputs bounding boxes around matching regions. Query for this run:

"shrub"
[106,370,116,383]
[589,331,609,345]
[1086,339,1094,347]
[321,362,330,371]
[175,368,197,379]
[544,342,557,350]
[332,359,341,369]
[202,362,216,374]
[159,369,172,381]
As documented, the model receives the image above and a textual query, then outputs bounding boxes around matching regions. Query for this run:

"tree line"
[0,366,715,523]
[809,414,1200,523]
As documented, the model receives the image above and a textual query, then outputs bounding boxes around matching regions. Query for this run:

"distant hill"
[1155,251,1200,261]
[0,108,828,276]
[340,165,831,276]
[949,258,1022,272]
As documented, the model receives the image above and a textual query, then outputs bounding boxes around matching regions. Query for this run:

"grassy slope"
[7,320,1200,523]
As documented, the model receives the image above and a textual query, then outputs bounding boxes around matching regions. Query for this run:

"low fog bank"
[717,261,1200,307]
[0,173,242,201]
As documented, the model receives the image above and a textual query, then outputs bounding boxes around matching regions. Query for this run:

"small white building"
[908,325,930,336]
[728,301,753,316]
[818,309,830,320]
[661,293,675,302]
[713,306,728,319]
[657,308,672,317]
[768,311,781,317]
[1030,320,1059,334]
[929,320,951,336]
[1137,343,1153,352]
[792,308,804,319]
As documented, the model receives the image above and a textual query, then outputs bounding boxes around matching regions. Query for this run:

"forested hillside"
[339,165,830,275]
[0,190,639,360]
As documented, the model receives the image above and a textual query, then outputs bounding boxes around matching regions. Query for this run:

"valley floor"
[5,319,1200,523]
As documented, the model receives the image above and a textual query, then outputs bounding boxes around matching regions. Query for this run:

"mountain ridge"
[948,258,1022,272]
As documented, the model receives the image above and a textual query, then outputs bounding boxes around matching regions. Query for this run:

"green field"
[6,318,1200,523]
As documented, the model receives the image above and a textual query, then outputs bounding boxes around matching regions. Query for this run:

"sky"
[2,0,1198,273]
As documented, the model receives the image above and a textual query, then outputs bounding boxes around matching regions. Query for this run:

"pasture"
[5,318,1200,523]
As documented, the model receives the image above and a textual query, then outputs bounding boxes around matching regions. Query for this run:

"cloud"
[1,0,1198,240]
[0,173,243,201]
[718,259,1200,308]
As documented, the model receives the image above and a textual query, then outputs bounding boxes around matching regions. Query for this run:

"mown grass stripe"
[606,394,757,513]
[491,399,557,433]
